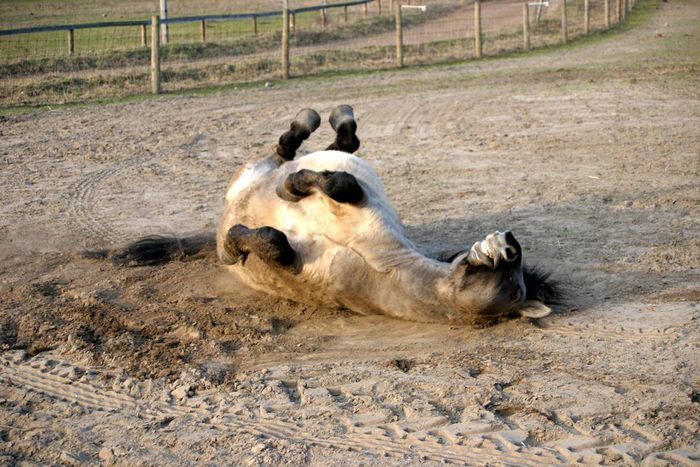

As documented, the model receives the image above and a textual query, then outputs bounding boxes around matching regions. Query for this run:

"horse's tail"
[83,233,216,266]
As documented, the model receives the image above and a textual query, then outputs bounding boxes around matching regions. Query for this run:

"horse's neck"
[377,252,455,322]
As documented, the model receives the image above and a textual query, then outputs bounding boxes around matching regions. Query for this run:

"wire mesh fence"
[1,0,641,107]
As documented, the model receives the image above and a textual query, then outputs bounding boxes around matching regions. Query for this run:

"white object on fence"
[160,0,169,45]
[530,2,548,25]
[401,5,427,11]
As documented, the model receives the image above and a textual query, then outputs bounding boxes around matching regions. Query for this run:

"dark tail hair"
[83,233,216,266]
[522,265,565,305]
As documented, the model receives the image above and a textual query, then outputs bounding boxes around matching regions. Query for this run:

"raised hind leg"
[222,224,296,269]
[326,105,360,153]
[276,108,321,161]
[277,169,364,204]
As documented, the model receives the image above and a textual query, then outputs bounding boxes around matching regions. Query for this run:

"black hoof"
[277,169,364,205]
[276,108,321,161]
[225,224,296,267]
[322,171,364,204]
[327,105,360,153]
[277,169,319,202]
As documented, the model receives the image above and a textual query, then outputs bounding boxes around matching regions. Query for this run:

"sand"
[1,0,698,464]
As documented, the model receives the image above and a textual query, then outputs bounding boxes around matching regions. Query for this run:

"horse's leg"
[222,224,296,268]
[277,169,364,204]
[276,108,321,161]
[326,105,360,153]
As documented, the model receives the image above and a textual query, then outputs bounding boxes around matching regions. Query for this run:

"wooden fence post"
[395,4,403,67]
[290,12,295,32]
[151,16,161,95]
[363,3,368,17]
[321,5,327,27]
[620,0,625,22]
[474,0,482,59]
[200,20,206,42]
[584,0,590,34]
[141,24,147,47]
[253,16,258,35]
[604,0,610,29]
[67,29,74,56]
[282,8,290,79]
[616,0,621,24]
[344,5,348,22]
[522,3,529,51]
[561,0,568,43]
[377,0,382,15]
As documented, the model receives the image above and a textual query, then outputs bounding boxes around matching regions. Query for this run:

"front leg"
[276,169,364,204]
[222,224,297,269]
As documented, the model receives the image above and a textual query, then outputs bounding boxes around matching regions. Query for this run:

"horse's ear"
[518,300,552,318]
[449,251,471,276]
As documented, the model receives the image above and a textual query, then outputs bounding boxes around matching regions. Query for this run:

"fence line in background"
[1,0,644,102]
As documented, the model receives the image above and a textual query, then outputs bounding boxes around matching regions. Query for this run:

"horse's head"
[446,231,557,323]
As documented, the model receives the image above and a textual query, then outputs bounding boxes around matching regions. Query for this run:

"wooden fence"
[1,0,642,98]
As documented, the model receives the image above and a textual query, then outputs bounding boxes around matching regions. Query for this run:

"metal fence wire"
[0,0,641,107]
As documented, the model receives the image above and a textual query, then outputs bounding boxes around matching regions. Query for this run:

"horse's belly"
[219,151,402,313]
[226,237,376,312]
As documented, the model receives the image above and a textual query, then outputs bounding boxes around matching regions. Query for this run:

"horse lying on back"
[114,105,561,325]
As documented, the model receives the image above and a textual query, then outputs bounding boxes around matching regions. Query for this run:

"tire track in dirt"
[2,316,697,465]
[67,165,138,245]
[360,90,475,141]
[244,365,695,466]
[233,303,698,466]
[338,386,659,466]
[1,353,565,465]
[64,108,313,248]
[9,350,694,465]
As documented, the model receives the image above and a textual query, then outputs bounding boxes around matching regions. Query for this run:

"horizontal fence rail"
[0,0,375,36]
[0,20,150,36]
[1,0,642,107]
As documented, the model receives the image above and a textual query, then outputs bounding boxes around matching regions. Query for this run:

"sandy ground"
[1,0,699,464]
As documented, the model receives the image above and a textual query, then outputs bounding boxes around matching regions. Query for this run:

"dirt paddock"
[1,1,698,465]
